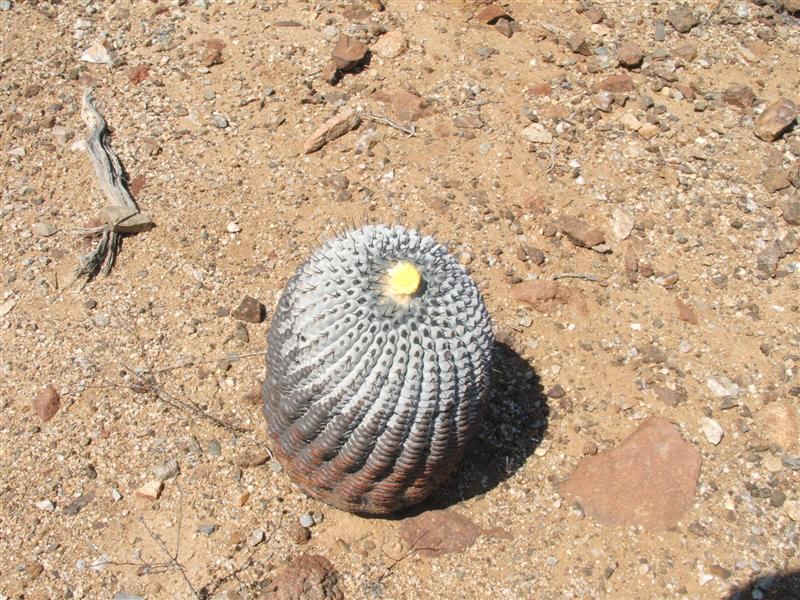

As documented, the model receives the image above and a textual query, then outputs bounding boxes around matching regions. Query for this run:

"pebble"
[521,123,552,144]
[233,449,270,468]
[371,30,407,59]
[35,499,55,511]
[700,417,724,445]
[81,39,116,65]
[666,6,699,33]
[785,500,800,522]
[134,479,164,500]
[399,509,482,556]
[723,84,756,109]
[93,314,110,328]
[754,98,797,142]
[226,221,241,233]
[299,514,315,528]
[706,377,739,399]
[267,555,344,600]
[198,523,217,535]
[783,199,800,225]
[114,594,144,600]
[304,108,361,154]
[617,41,644,68]
[152,458,180,480]
[755,402,797,450]
[33,385,60,422]
[111,489,123,502]
[206,439,222,456]
[0,0,11,10]
[288,522,311,545]
[249,528,266,546]
[558,215,605,248]
[211,113,229,128]
[612,208,635,241]
[231,295,264,324]
[331,34,368,71]
[32,223,57,237]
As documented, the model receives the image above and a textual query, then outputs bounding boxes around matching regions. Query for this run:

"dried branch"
[362,112,417,137]
[550,272,602,282]
[75,88,154,282]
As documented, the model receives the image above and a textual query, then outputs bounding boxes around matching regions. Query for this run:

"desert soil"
[1,0,800,599]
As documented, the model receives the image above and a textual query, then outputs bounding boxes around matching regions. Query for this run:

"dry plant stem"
[75,88,150,280]
[153,350,267,374]
[140,515,200,599]
[363,112,417,136]
[550,272,602,282]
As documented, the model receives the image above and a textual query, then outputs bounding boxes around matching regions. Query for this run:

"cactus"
[263,225,494,514]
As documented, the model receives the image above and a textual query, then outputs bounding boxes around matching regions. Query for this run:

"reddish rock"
[331,34,369,71]
[755,98,798,142]
[755,402,798,450]
[398,509,481,557]
[557,216,606,248]
[23,84,43,98]
[511,280,560,313]
[33,385,60,422]
[617,41,644,68]
[127,65,149,85]
[666,6,699,33]
[593,73,634,93]
[567,33,591,56]
[764,168,791,193]
[392,91,427,122]
[200,39,225,67]
[474,4,509,24]
[129,175,146,196]
[528,82,552,97]
[583,7,606,24]
[783,198,800,225]
[231,295,265,323]
[675,298,698,325]
[303,108,361,154]
[560,417,701,528]
[321,61,339,85]
[371,30,407,59]
[723,84,756,109]
[263,554,344,600]
[652,385,687,407]
[452,114,483,129]
[672,42,698,61]
[674,83,695,101]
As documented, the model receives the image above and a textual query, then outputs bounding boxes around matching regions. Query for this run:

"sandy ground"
[1,0,800,598]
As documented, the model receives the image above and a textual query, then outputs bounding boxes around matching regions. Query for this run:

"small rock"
[26,562,44,580]
[23,84,42,98]
[249,529,266,547]
[652,385,687,407]
[785,500,800,522]
[391,91,426,122]
[263,554,344,600]
[620,113,642,131]
[617,41,644,68]
[558,216,605,248]
[288,522,311,545]
[33,385,60,422]
[591,92,614,112]
[303,108,361,154]
[593,73,634,93]
[521,123,553,144]
[547,384,565,399]
[81,39,116,65]
[675,299,698,325]
[51,126,75,145]
[211,113,229,128]
[331,34,368,71]
[32,223,57,237]
[152,458,180,481]
[398,509,482,557]
[114,594,144,600]
[453,114,483,129]
[371,30,406,59]
[755,402,798,450]
[560,417,701,528]
[637,123,660,139]
[770,489,786,508]
[198,523,217,535]
[127,65,149,85]
[567,33,591,56]
[583,441,599,455]
[763,168,791,193]
[134,479,164,500]
[666,6,699,33]
[0,298,15,318]
[232,449,270,468]
[63,492,94,516]
[0,1,11,10]
[510,280,560,313]
[754,98,798,142]
[782,199,800,226]
[612,208,635,241]
[706,377,739,399]
[231,295,264,323]
[35,499,55,511]
[474,4,510,24]
[226,222,241,233]
[723,84,756,109]
[584,7,606,23]
[299,514,315,528]
[700,417,724,445]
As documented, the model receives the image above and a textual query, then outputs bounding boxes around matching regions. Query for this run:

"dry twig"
[550,272,602,282]
[362,112,417,137]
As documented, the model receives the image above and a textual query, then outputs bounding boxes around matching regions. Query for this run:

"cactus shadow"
[726,571,800,600]
[425,340,549,511]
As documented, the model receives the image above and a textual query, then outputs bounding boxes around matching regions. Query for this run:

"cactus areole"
[263,225,494,514]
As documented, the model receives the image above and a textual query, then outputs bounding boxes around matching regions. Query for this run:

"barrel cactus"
[262,224,494,514]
